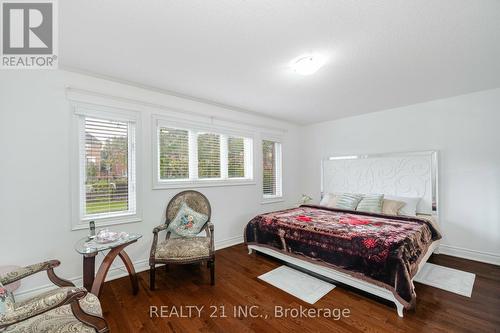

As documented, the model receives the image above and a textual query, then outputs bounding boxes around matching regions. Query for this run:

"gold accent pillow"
[382,199,405,216]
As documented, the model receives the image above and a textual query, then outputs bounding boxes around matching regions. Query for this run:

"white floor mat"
[258,265,335,304]
[414,263,476,297]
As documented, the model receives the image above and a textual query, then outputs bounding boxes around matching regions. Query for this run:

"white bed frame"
[248,151,440,317]
[248,240,440,317]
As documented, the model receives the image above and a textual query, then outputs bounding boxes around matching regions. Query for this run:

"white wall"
[1,70,498,300]
[0,70,301,298]
[300,88,500,265]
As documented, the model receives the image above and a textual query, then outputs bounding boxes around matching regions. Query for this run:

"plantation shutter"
[159,128,189,180]
[197,133,221,178]
[262,140,282,197]
[84,117,133,216]
[228,136,245,178]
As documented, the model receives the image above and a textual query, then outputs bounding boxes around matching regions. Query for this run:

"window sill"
[153,179,256,190]
[261,197,285,205]
[72,215,142,231]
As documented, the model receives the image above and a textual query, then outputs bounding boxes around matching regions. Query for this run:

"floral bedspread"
[244,205,441,308]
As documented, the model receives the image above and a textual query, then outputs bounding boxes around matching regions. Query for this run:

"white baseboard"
[439,244,500,266]
[215,235,244,250]
[13,239,497,301]
[14,258,151,301]
[14,236,245,301]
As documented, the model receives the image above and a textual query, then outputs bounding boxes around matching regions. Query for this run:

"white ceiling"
[60,0,500,125]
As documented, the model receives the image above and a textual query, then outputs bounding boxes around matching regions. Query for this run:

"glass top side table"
[74,233,142,297]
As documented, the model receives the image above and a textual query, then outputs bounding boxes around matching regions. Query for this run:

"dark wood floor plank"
[99,244,500,333]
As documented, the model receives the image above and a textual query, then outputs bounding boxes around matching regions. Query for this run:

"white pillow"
[319,193,338,207]
[384,195,421,216]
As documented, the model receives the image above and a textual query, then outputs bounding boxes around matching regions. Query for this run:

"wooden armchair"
[149,190,215,290]
[0,260,108,332]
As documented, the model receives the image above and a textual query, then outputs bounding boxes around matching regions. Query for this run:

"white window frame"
[152,115,255,189]
[261,137,283,204]
[71,104,142,230]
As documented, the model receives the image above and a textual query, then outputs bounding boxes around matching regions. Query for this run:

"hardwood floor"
[100,244,500,332]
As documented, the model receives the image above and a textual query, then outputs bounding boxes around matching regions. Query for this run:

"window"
[159,128,189,180]
[155,120,253,187]
[262,139,282,199]
[197,133,221,178]
[228,137,245,178]
[73,107,140,229]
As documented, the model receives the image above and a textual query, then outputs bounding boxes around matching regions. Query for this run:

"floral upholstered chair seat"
[155,237,210,260]
[3,289,102,333]
[0,261,108,333]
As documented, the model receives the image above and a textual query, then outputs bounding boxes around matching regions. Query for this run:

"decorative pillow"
[382,199,406,215]
[319,193,338,208]
[168,202,209,237]
[384,195,421,216]
[334,193,363,210]
[356,194,384,213]
[0,280,15,315]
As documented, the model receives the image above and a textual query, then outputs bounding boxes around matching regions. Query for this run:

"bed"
[245,151,441,317]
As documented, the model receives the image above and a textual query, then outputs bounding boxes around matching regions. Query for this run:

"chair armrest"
[152,223,169,234]
[206,222,214,255]
[0,287,87,328]
[0,260,60,286]
[0,260,74,288]
[150,224,170,264]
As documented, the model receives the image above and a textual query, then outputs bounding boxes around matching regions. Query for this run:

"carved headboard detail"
[321,151,438,215]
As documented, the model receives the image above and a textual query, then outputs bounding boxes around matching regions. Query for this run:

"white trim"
[66,87,288,135]
[13,258,150,302]
[261,198,285,205]
[243,137,254,180]
[152,114,255,189]
[71,217,143,231]
[153,179,257,190]
[69,103,142,230]
[215,235,244,250]
[13,235,245,301]
[439,244,500,266]
[62,69,297,126]
[73,104,138,122]
[154,115,257,139]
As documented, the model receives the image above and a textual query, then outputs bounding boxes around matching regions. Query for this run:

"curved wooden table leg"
[118,250,138,295]
[90,240,137,298]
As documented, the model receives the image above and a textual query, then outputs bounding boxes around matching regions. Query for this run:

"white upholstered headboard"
[321,151,438,215]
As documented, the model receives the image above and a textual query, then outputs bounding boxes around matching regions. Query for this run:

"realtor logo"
[1,0,58,69]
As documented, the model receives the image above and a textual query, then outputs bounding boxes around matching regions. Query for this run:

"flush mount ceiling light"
[291,54,326,75]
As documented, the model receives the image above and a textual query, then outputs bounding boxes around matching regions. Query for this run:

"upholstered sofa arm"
[0,287,87,328]
[0,260,61,286]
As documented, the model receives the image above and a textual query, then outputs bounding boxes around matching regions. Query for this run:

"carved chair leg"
[71,299,109,333]
[150,265,156,291]
[209,258,215,286]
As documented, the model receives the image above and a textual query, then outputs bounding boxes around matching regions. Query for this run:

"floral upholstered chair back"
[166,190,211,227]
